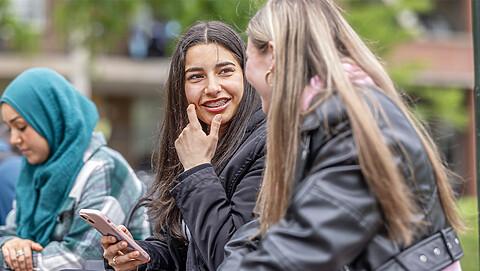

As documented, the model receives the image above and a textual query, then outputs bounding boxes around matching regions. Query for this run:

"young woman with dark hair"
[101,21,266,271]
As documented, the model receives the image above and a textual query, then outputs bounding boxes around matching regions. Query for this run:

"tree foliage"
[0,0,468,130]
[342,0,467,131]
[0,0,40,53]
[146,0,261,33]
[53,0,140,54]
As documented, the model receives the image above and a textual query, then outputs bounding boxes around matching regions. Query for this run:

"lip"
[201,98,231,113]
[20,149,30,155]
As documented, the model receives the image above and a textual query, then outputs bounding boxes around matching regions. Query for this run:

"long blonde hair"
[247,0,463,245]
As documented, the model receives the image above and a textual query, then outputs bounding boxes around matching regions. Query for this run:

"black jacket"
[219,88,461,270]
[134,109,267,271]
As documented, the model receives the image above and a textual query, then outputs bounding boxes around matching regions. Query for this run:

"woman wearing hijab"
[0,68,151,271]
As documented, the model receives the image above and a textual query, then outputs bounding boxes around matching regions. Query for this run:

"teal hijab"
[0,68,98,247]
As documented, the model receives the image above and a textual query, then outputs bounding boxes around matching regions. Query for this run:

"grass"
[458,196,479,270]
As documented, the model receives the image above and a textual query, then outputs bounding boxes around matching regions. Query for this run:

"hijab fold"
[0,68,98,247]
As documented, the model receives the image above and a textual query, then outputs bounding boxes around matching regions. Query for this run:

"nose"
[10,130,21,146]
[204,77,221,95]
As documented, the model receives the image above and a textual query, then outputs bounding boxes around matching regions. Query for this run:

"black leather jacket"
[219,88,460,270]
[132,109,267,271]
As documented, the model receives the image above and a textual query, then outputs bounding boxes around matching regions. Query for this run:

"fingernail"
[122,241,127,246]
[111,237,116,242]
[134,251,139,256]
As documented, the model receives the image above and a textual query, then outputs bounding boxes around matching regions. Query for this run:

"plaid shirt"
[0,132,151,270]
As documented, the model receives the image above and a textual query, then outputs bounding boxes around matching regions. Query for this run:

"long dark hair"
[143,21,261,241]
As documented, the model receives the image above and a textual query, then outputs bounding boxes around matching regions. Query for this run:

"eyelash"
[186,67,235,81]
[187,74,203,80]
[9,126,27,132]
[220,68,235,74]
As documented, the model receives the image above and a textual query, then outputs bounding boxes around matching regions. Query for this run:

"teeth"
[204,99,228,108]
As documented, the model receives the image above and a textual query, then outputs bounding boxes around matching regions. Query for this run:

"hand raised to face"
[175,104,222,171]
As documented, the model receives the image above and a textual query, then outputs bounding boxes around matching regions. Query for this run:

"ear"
[268,41,275,70]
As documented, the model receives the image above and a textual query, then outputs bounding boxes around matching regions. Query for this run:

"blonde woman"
[219,0,464,270]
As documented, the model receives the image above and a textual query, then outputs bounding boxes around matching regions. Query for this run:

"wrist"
[178,163,212,182]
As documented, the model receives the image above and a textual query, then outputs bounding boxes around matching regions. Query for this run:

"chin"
[27,157,45,165]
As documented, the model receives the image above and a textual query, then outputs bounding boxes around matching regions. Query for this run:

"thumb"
[208,114,222,139]
[31,242,44,252]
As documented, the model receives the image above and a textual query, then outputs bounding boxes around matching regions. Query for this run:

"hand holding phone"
[79,208,149,261]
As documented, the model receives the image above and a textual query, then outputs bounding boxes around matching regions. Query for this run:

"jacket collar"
[300,94,326,134]
[245,108,267,136]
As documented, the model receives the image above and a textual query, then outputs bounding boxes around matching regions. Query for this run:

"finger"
[208,114,222,139]
[24,248,34,271]
[8,247,19,270]
[109,254,130,268]
[103,236,121,258]
[127,250,145,260]
[2,246,12,269]
[118,225,134,239]
[112,256,143,270]
[17,253,26,271]
[116,240,129,254]
[115,251,149,269]
[186,104,201,128]
[101,235,116,249]
[18,246,32,271]
[30,242,43,252]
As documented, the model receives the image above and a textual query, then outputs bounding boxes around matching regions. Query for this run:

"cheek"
[245,62,255,84]
[184,85,202,104]
[226,77,244,100]
[245,63,264,92]
[38,137,50,162]
[29,130,50,158]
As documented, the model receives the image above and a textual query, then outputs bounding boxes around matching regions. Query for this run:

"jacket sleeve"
[135,236,178,271]
[219,126,383,271]
[170,139,266,270]
[103,236,178,271]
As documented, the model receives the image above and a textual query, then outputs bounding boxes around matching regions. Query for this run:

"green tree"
[1,0,467,130]
[53,0,141,54]
[144,0,263,53]
[0,0,40,53]
[343,0,467,131]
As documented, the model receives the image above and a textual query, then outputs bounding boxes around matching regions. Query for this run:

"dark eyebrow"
[8,116,22,124]
[185,67,204,73]
[216,61,236,68]
[185,61,236,74]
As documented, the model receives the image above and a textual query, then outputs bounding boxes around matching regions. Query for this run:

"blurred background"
[0,0,477,268]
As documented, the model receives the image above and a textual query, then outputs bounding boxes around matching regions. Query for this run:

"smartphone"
[79,209,149,261]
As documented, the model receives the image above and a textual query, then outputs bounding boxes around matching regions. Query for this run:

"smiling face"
[184,43,244,131]
[1,103,50,164]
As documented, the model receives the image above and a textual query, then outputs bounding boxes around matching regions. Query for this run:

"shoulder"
[304,87,413,135]
[87,146,143,189]
[76,133,143,193]
[237,119,267,162]
[83,132,136,177]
